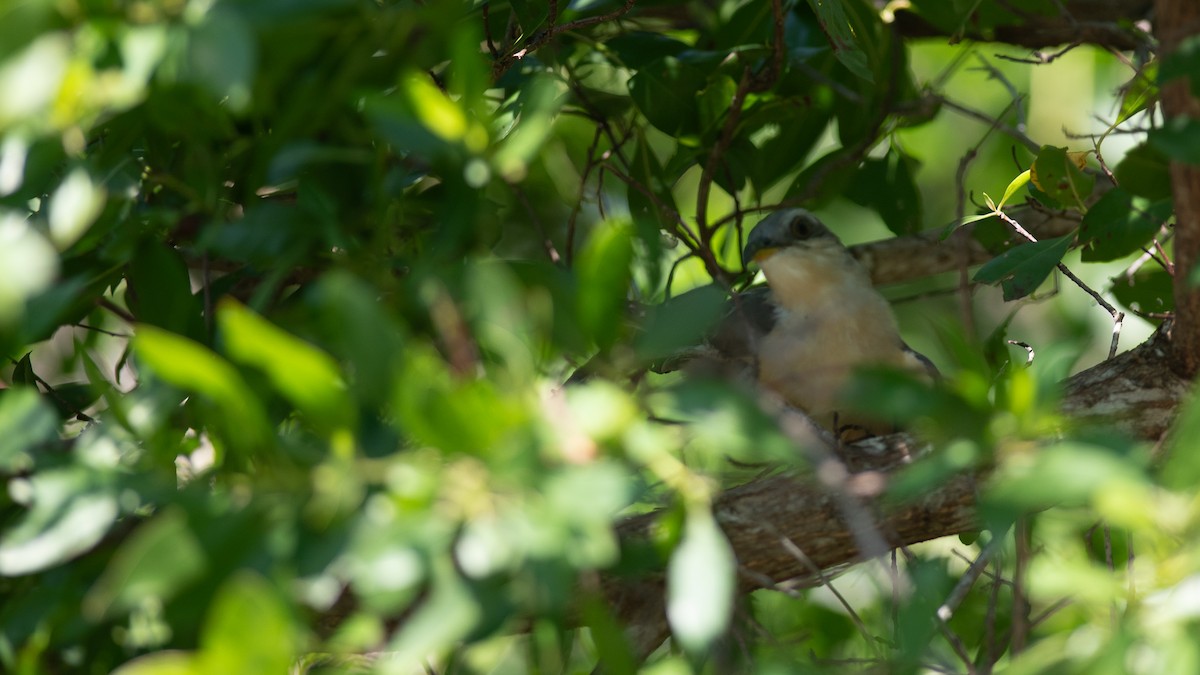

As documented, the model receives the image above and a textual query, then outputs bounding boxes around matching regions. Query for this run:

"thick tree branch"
[849,202,1080,286]
[1156,0,1200,377]
[892,0,1152,51]
[605,326,1187,658]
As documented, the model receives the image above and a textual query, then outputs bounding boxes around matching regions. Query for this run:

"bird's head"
[742,209,841,268]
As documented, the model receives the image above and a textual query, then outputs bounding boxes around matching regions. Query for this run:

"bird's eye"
[789,216,812,239]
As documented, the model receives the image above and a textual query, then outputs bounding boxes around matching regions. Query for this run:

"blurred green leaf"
[198,572,297,675]
[635,285,728,362]
[111,651,200,675]
[392,343,528,455]
[973,233,1074,300]
[133,324,271,452]
[1164,387,1200,490]
[1114,142,1173,201]
[1159,34,1200,97]
[0,388,57,471]
[576,219,634,351]
[186,8,256,112]
[218,299,355,435]
[386,554,481,664]
[667,511,735,654]
[0,468,119,576]
[1149,116,1200,165]
[83,508,207,621]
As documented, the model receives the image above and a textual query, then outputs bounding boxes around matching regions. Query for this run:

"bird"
[733,208,936,438]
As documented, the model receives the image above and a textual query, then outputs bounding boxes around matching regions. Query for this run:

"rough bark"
[606,326,1187,658]
[851,203,1080,286]
[892,0,1152,50]
[1157,0,1200,377]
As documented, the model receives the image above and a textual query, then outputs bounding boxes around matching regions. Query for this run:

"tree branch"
[891,0,1152,51]
[605,325,1186,658]
[1156,0,1200,376]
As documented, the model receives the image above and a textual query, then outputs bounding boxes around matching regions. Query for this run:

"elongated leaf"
[132,325,271,450]
[805,0,873,82]
[667,511,735,654]
[576,219,634,351]
[217,300,354,435]
[973,234,1074,300]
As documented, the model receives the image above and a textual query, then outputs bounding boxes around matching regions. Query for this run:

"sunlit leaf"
[667,511,735,654]
[198,572,297,675]
[576,218,634,351]
[217,299,354,435]
[0,468,119,576]
[132,324,271,451]
[0,388,57,472]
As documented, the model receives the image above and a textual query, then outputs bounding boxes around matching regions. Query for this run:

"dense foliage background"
[3,0,1200,673]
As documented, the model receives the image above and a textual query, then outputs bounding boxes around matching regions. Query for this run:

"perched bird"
[736,208,936,437]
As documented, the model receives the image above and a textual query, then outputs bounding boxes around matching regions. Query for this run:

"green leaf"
[0,388,56,472]
[846,150,923,235]
[198,572,297,675]
[1149,116,1200,165]
[1111,266,1173,318]
[509,0,549,35]
[805,0,874,82]
[1115,142,1173,201]
[635,285,728,362]
[1159,34,1200,97]
[1029,146,1095,210]
[111,651,200,675]
[127,240,203,339]
[667,511,735,654]
[0,468,119,576]
[997,169,1031,211]
[1079,189,1171,262]
[83,508,207,620]
[973,233,1074,301]
[386,554,480,663]
[392,344,527,455]
[217,300,354,435]
[186,8,256,112]
[627,56,708,139]
[606,32,690,69]
[47,167,106,250]
[132,324,271,451]
[1118,63,1157,124]
[575,219,634,351]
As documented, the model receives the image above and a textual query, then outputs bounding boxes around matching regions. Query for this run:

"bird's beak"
[743,246,779,267]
